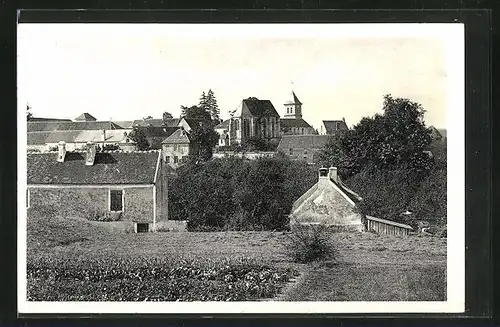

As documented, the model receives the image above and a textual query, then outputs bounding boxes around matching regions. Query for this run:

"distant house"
[319,119,349,135]
[289,167,364,231]
[280,90,316,135]
[226,97,281,146]
[135,126,178,149]
[74,113,97,122]
[132,118,181,128]
[214,119,230,147]
[161,127,197,168]
[28,129,136,152]
[276,135,330,164]
[27,142,168,233]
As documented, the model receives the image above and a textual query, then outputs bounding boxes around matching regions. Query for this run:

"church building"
[280,90,316,136]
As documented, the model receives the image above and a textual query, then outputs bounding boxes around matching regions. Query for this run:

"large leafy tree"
[182,105,212,121]
[317,94,433,176]
[128,127,149,150]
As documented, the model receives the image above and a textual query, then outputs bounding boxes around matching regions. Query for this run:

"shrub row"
[27,256,297,301]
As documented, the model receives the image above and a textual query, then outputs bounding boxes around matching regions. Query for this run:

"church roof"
[280,118,313,129]
[284,91,302,105]
[235,98,280,117]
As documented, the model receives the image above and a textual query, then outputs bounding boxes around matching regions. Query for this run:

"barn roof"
[277,135,330,150]
[27,151,160,185]
[280,118,313,129]
[162,128,191,144]
[75,113,97,121]
[322,120,348,134]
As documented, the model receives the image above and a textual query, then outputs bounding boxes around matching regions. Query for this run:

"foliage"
[168,156,317,231]
[27,256,296,301]
[128,127,149,150]
[198,90,220,122]
[189,122,219,162]
[317,94,433,176]
[182,105,212,121]
[162,111,173,121]
[285,224,335,263]
[241,137,276,152]
[27,103,33,121]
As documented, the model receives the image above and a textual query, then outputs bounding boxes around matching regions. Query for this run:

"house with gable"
[289,167,364,231]
[161,127,198,168]
[27,141,168,233]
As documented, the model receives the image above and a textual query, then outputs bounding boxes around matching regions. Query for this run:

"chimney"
[102,129,106,143]
[318,167,329,179]
[57,141,66,162]
[85,141,97,166]
[329,166,338,183]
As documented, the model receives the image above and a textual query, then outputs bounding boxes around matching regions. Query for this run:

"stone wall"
[29,186,154,223]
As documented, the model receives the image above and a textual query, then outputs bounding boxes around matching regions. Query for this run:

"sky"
[17,24,463,130]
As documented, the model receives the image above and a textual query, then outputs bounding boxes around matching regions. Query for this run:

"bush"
[285,224,335,263]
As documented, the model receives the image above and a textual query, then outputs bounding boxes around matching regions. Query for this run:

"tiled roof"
[27,121,123,132]
[280,118,313,129]
[112,121,135,129]
[322,120,348,134]
[29,117,72,122]
[242,98,280,117]
[215,119,230,130]
[75,113,97,121]
[277,135,330,150]
[27,151,160,185]
[44,130,83,143]
[133,119,166,127]
[284,91,302,105]
[27,132,52,145]
[162,128,191,144]
[74,129,134,143]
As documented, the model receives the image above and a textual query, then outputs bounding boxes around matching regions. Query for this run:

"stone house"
[276,135,330,164]
[289,167,364,231]
[161,127,198,168]
[227,97,281,146]
[214,119,230,147]
[27,141,168,233]
[280,91,316,136]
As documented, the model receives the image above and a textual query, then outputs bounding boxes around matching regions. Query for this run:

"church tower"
[284,89,303,119]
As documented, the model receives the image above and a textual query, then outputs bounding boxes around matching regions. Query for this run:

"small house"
[27,141,168,232]
[289,167,364,231]
[161,127,198,168]
[319,119,349,135]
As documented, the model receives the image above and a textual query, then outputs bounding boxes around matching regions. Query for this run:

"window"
[166,156,170,163]
[235,119,240,131]
[289,148,293,155]
[109,189,123,212]
[136,223,149,233]
[174,156,179,163]
[173,144,178,151]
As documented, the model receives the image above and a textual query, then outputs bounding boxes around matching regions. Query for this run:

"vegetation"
[128,127,149,150]
[168,156,318,231]
[162,111,173,121]
[199,89,220,122]
[286,224,335,263]
[316,94,446,225]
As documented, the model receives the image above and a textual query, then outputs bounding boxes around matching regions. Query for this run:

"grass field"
[27,208,447,302]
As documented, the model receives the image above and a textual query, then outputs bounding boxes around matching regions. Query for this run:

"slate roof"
[27,121,123,132]
[284,91,302,105]
[44,130,83,143]
[215,119,230,130]
[75,113,97,121]
[74,129,133,143]
[27,151,160,185]
[280,118,313,129]
[162,128,191,144]
[112,121,135,129]
[277,135,330,150]
[239,98,280,117]
[29,117,72,122]
[322,120,348,134]
[27,132,52,145]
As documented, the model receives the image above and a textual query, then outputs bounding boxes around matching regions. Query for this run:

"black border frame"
[0,3,494,325]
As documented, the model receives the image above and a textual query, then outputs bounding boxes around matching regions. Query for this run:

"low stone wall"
[155,220,188,232]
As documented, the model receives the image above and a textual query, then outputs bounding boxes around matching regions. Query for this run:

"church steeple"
[284,84,302,119]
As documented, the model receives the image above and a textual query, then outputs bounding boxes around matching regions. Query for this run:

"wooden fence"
[365,215,413,236]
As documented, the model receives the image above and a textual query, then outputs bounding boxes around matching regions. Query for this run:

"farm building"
[276,135,330,164]
[27,142,168,232]
[289,167,364,231]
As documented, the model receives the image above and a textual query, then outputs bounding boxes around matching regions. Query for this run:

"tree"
[198,91,208,111]
[206,89,220,122]
[163,112,173,121]
[183,105,212,121]
[317,94,433,175]
[180,105,189,118]
[26,104,33,121]
[128,127,149,150]
[189,122,219,161]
